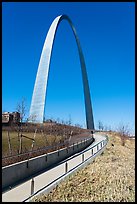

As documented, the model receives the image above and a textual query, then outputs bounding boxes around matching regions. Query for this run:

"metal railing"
[2,136,94,194]
[2,135,108,202]
[24,135,108,202]
[2,133,92,167]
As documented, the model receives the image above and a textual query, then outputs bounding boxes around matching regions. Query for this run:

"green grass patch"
[2,131,63,156]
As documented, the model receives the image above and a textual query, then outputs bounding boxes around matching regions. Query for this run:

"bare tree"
[16,97,27,124]
[66,115,73,136]
[27,114,37,123]
[117,123,130,146]
[16,97,27,154]
[68,115,72,126]
[104,125,108,131]
[98,120,104,131]
[108,125,112,132]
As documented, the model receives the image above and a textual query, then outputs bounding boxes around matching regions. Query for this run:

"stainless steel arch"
[29,15,94,129]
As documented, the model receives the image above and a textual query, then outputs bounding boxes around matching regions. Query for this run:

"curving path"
[2,133,107,202]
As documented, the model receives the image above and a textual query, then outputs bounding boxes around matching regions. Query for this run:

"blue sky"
[2,2,135,134]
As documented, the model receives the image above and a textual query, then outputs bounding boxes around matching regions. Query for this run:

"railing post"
[58,149,59,156]
[73,143,74,150]
[65,162,68,173]
[27,160,29,168]
[91,148,93,155]
[82,153,84,162]
[45,154,47,162]
[31,178,34,195]
[97,145,99,151]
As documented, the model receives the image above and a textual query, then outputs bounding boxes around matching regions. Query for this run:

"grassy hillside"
[2,131,63,155]
[33,132,135,202]
[2,123,89,166]
[2,122,85,156]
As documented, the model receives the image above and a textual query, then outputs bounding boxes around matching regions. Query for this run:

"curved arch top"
[29,15,94,130]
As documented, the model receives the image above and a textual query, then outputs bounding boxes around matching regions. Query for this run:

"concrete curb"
[2,137,94,192]
[24,136,108,202]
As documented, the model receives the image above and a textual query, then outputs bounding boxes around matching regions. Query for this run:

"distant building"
[12,112,20,123]
[2,112,20,125]
[2,112,13,125]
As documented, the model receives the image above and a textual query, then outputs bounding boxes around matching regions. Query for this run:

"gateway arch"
[29,15,94,130]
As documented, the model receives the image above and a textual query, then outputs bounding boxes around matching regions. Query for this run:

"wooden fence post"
[41,130,46,146]
[31,129,37,151]
[7,131,12,155]
[19,133,22,154]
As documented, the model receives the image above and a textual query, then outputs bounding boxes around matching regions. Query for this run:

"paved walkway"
[2,133,106,202]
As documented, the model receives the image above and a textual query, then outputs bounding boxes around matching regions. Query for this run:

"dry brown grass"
[33,132,135,202]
